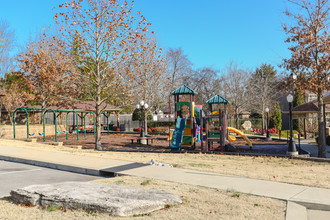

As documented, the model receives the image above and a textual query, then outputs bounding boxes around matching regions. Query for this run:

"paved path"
[0,141,330,219]
[246,134,330,158]
[0,160,101,197]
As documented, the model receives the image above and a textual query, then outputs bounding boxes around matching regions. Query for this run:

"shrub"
[132,109,152,121]
[280,130,299,138]
[269,103,282,131]
[147,121,175,127]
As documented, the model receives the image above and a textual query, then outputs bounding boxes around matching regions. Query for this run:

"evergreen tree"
[293,89,304,130]
[132,108,152,121]
[293,88,304,107]
[248,63,279,134]
[269,103,282,131]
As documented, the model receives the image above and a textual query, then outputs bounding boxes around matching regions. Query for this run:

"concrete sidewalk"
[0,141,330,219]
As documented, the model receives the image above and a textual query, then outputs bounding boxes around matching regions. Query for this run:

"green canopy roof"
[206,95,230,104]
[171,85,198,95]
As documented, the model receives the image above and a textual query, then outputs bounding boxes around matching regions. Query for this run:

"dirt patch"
[0,176,285,220]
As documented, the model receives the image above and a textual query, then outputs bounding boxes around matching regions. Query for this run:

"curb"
[291,200,330,212]
[0,155,100,176]
[292,156,330,163]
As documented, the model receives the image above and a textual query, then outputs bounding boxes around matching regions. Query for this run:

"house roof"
[206,94,230,104]
[286,101,330,115]
[71,101,121,112]
[25,101,121,112]
[324,93,330,104]
[171,85,198,95]
[292,102,319,113]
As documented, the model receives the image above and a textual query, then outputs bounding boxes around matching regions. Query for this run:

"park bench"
[129,137,156,145]
[101,123,114,130]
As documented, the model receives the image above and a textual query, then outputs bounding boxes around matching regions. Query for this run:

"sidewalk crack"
[288,188,308,201]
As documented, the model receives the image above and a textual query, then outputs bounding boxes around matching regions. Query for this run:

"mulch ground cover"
[35,132,293,156]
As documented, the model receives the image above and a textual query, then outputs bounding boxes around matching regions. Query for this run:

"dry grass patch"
[0,176,285,219]
[1,139,330,188]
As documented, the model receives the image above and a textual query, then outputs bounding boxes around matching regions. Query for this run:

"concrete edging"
[0,155,100,176]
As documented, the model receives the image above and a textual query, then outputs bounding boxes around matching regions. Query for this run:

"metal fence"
[14,112,267,132]
[227,118,263,129]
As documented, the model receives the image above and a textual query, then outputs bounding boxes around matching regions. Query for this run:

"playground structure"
[169,85,204,151]
[169,85,253,152]
[200,94,231,151]
[13,107,96,142]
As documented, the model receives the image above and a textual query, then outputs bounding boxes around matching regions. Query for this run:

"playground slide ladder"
[182,120,193,146]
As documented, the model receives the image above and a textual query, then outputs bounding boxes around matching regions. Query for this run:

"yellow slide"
[227,127,253,149]
[229,135,236,142]
[167,131,173,141]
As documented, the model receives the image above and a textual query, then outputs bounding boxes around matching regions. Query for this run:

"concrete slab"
[307,209,330,220]
[290,188,330,211]
[10,182,182,216]
[286,202,307,220]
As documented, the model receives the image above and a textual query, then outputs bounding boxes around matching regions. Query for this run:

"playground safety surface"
[35,133,293,156]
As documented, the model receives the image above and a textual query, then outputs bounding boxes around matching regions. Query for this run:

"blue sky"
[0,0,292,72]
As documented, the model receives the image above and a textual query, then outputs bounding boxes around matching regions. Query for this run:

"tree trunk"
[95,96,102,150]
[144,110,148,135]
[261,112,265,135]
[235,106,239,129]
[0,103,2,125]
[9,111,13,125]
[317,91,326,158]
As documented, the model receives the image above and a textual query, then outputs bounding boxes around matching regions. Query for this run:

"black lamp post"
[287,94,298,156]
[136,101,149,138]
[265,107,271,141]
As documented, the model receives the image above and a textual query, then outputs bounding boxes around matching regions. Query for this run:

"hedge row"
[146,119,264,129]
[147,121,175,127]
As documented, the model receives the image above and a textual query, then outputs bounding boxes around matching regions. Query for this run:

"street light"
[286,94,298,156]
[265,107,271,141]
[136,101,149,137]
[291,72,297,80]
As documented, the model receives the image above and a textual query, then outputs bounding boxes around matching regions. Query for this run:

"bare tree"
[0,20,15,78]
[282,0,330,157]
[248,64,279,133]
[166,47,193,91]
[130,35,168,133]
[55,0,152,150]
[183,67,222,106]
[222,62,251,129]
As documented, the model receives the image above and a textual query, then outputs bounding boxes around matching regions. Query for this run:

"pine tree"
[293,89,304,130]
[293,88,304,108]
[269,103,282,131]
